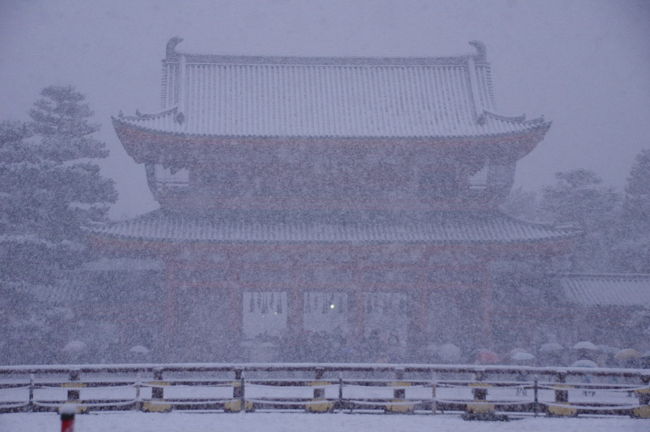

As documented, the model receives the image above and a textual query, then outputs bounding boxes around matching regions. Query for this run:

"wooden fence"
[1,363,648,418]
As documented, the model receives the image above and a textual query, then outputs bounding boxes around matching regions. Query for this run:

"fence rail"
[1,363,648,418]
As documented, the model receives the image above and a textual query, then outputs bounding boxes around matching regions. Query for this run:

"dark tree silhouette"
[614,149,650,272]
[0,86,117,363]
[540,169,620,272]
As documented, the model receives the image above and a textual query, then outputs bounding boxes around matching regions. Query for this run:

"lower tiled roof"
[80,258,163,272]
[560,274,650,307]
[89,209,576,244]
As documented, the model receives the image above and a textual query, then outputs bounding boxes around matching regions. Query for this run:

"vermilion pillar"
[287,285,304,336]
[412,287,431,346]
[226,284,243,346]
[163,257,180,345]
[351,290,365,341]
[480,267,495,348]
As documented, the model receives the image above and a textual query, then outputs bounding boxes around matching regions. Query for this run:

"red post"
[480,268,494,348]
[351,291,365,342]
[287,285,304,337]
[60,405,75,432]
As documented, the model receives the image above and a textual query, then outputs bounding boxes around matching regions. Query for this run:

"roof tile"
[90,210,575,244]
[116,46,547,139]
[560,274,650,307]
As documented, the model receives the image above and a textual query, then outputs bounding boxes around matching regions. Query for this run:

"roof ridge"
[480,110,547,125]
[164,37,490,67]
[559,273,650,279]
[116,106,178,122]
[481,110,526,123]
[496,210,580,234]
[169,54,481,67]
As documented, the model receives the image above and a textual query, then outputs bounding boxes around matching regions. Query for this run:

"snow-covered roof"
[560,274,650,307]
[0,233,56,247]
[80,257,163,272]
[113,39,549,139]
[25,284,82,304]
[89,209,576,244]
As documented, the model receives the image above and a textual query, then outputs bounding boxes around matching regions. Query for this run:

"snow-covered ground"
[1,412,647,432]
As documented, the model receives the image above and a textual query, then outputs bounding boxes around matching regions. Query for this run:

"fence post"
[134,380,142,412]
[151,368,164,400]
[386,368,413,413]
[314,368,325,400]
[239,372,247,411]
[67,369,80,403]
[338,374,343,411]
[233,369,243,400]
[554,372,568,403]
[143,367,171,413]
[225,369,250,412]
[393,368,405,400]
[632,375,650,419]
[431,373,437,415]
[533,378,538,417]
[28,374,34,412]
[548,371,577,417]
[465,369,495,418]
[306,367,333,412]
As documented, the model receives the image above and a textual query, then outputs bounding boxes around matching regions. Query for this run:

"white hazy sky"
[1,0,649,219]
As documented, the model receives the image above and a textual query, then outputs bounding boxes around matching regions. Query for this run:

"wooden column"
[226,285,242,343]
[409,287,431,348]
[287,249,306,337]
[351,290,365,341]
[163,256,180,348]
[480,266,494,348]
[408,248,431,352]
[224,248,243,353]
[287,284,304,336]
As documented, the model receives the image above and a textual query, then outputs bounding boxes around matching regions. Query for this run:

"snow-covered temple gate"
[89,38,577,359]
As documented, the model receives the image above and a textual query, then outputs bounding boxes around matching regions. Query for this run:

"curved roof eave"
[112,114,551,142]
[86,209,579,246]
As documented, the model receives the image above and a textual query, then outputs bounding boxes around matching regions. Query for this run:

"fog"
[1,0,648,218]
[1,0,650,369]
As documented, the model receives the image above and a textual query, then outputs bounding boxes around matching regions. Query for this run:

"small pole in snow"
[152,368,164,400]
[431,373,437,415]
[60,404,76,432]
[338,374,343,410]
[239,372,246,410]
[393,368,405,401]
[67,369,81,402]
[28,374,34,410]
[233,369,243,401]
[313,368,325,400]
[134,379,142,411]
[533,378,539,417]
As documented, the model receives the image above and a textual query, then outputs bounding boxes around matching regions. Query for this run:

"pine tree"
[28,86,117,238]
[500,187,540,222]
[1,87,116,279]
[540,169,621,272]
[0,86,117,363]
[623,149,650,230]
[613,149,650,272]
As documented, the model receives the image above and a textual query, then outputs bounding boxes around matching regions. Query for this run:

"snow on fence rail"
[0,363,648,418]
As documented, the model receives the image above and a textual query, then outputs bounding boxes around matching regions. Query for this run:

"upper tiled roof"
[560,274,650,307]
[80,258,163,272]
[89,209,576,244]
[114,39,549,139]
